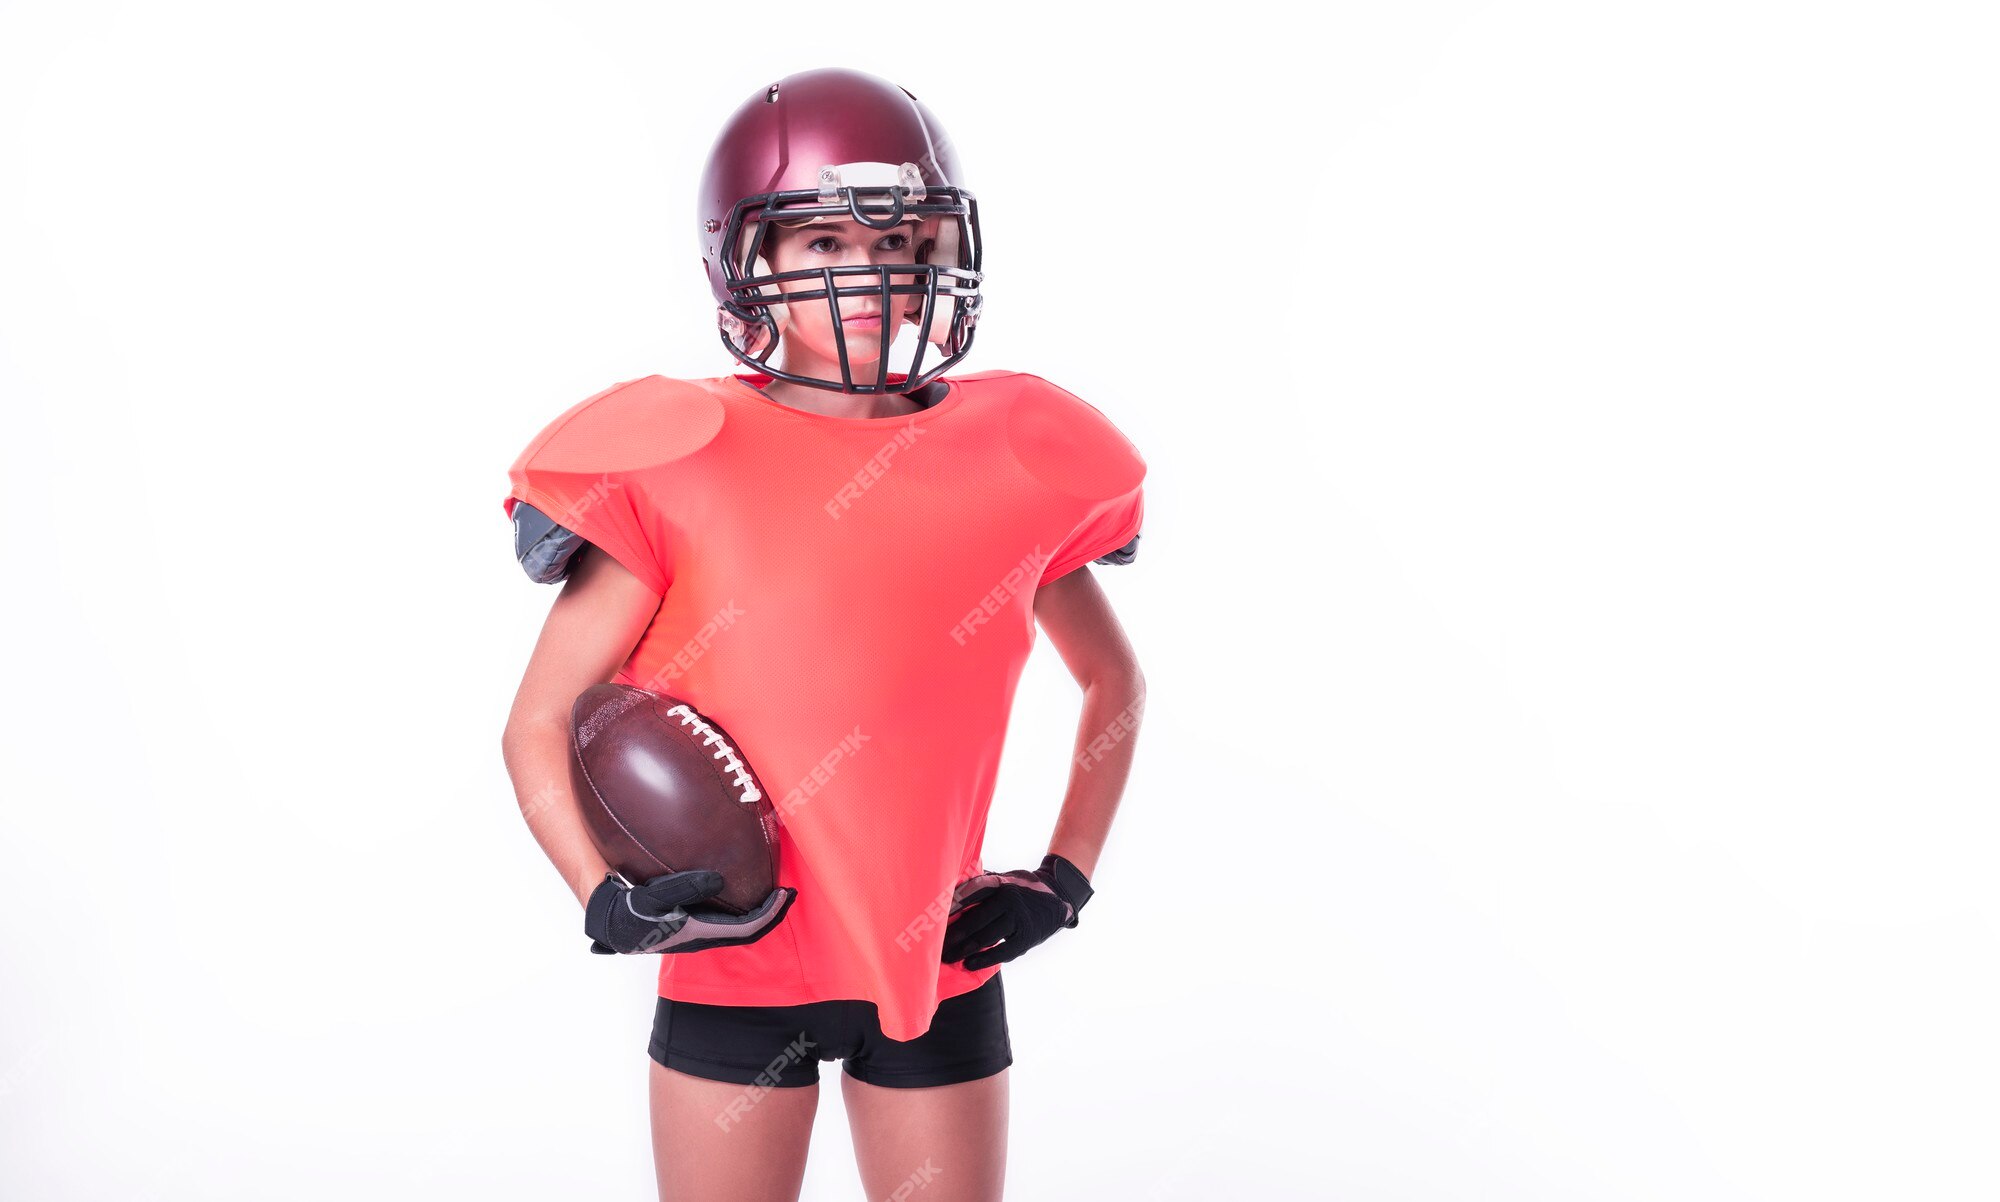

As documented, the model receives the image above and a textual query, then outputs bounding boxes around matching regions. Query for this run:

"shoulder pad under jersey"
[510,375,727,476]
[1004,372,1147,565]
[1094,532,1141,566]
[511,500,587,583]
[503,375,727,586]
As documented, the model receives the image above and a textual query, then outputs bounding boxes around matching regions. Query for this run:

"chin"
[805,338,889,363]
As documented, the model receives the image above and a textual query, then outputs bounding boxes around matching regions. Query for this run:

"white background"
[3,2,1996,1198]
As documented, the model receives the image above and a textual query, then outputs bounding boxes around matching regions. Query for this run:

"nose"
[834,256,899,315]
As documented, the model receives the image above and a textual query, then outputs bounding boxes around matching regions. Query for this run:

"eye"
[804,232,913,254]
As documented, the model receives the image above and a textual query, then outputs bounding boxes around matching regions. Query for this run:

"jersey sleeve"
[1039,481,1145,587]
[502,379,674,597]
[1011,374,1148,589]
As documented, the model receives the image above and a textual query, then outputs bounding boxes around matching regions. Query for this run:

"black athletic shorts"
[647,971,1011,1089]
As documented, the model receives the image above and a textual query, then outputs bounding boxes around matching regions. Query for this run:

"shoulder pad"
[1003,373,1146,501]
[1094,532,1141,566]
[512,501,588,583]
[503,376,723,594]
[514,375,727,475]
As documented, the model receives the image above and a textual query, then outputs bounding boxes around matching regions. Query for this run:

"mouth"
[841,314,884,326]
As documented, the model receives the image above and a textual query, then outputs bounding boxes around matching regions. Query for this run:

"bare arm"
[500,545,664,907]
[1031,566,1146,880]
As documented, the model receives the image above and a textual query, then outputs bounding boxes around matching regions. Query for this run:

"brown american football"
[568,683,781,915]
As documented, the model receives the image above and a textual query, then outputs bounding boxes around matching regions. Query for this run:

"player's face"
[762,217,924,368]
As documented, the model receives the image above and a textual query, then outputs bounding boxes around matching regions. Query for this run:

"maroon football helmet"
[696,67,984,394]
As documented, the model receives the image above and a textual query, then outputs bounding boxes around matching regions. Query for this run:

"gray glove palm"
[585,870,797,955]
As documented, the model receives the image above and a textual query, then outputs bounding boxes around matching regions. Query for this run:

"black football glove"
[585,870,797,955]
[940,854,1094,970]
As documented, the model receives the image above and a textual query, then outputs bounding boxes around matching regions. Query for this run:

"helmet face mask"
[718,174,983,394]
[698,71,986,395]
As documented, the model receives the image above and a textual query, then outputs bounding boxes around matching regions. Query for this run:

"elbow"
[1086,663,1146,707]
[501,709,568,765]
[500,721,528,774]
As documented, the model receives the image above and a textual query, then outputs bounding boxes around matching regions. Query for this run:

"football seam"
[663,703,765,807]
[572,751,675,879]
[574,688,778,913]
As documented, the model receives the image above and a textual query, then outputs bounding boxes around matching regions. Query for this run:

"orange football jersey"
[503,370,1145,1041]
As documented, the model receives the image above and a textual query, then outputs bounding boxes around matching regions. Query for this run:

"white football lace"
[665,704,763,805]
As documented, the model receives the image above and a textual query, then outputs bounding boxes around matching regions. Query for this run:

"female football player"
[500,66,1148,1202]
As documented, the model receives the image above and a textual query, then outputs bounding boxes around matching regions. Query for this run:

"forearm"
[1045,669,1145,880]
[501,713,614,908]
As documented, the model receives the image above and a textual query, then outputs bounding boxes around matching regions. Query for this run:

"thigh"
[841,1067,1009,1202]
[647,995,845,1202]
[649,1060,818,1202]
[840,973,1013,1202]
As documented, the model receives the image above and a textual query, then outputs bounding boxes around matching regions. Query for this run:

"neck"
[754,372,933,418]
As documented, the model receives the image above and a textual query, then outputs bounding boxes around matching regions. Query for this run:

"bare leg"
[649,1060,819,1202]
[841,1067,1008,1202]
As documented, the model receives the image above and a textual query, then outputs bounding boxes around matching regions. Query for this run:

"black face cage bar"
[716,183,984,395]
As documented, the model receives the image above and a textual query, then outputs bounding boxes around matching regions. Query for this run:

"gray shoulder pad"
[1093,532,1141,567]
[512,501,588,583]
